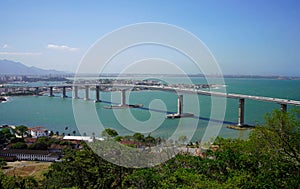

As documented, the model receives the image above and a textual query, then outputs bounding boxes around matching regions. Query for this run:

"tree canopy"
[1,109,299,188]
[101,128,119,138]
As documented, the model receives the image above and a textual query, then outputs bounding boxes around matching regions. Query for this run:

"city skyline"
[1,0,300,76]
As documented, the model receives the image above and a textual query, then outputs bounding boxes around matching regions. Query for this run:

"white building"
[28,126,49,138]
[0,149,60,162]
[63,136,104,142]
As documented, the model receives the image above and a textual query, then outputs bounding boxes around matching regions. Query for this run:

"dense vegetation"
[1,109,299,188]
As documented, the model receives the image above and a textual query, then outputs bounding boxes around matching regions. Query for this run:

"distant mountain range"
[0,59,66,75]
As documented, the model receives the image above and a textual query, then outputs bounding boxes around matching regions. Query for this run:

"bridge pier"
[49,87,54,97]
[238,98,245,126]
[121,89,126,106]
[166,95,193,118]
[84,86,89,100]
[62,87,67,98]
[35,87,39,96]
[94,86,101,103]
[177,94,183,114]
[280,103,287,112]
[73,86,79,99]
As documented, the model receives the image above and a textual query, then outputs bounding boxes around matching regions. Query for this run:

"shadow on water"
[48,95,237,125]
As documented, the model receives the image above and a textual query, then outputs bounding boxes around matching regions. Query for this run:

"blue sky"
[0,0,300,76]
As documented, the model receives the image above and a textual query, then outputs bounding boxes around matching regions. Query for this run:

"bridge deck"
[2,83,300,106]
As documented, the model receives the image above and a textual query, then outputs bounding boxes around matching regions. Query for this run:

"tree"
[10,142,27,149]
[72,130,76,136]
[145,134,155,146]
[15,125,28,139]
[178,135,187,144]
[101,128,118,138]
[0,128,14,144]
[28,138,48,150]
[44,144,132,188]
[133,133,144,142]
[114,136,123,142]
[49,130,54,136]
[0,158,6,168]
[247,109,300,188]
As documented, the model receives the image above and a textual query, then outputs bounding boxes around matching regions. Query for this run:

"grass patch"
[4,161,52,181]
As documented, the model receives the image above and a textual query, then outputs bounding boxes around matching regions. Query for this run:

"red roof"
[24,138,38,143]
[28,126,48,132]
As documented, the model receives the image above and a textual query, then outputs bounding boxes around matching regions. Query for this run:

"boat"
[103,104,144,109]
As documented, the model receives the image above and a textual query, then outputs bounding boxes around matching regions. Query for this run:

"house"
[28,126,50,138]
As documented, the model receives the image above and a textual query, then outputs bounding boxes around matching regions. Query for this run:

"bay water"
[1,78,299,141]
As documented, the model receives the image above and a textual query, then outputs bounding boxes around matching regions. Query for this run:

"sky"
[0,0,300,76]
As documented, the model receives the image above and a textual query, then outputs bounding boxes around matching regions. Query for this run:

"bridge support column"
[177,95,183,114]
[280,103,287,112]
[62,87,67,98]
[84,86,89,100]
[73,86,79,99]
[121,89,126,106]
[35,87,39,96]
[166,94,193,118]
[238,98,245,126]
[95,86,101,103]
[49,87,54,97]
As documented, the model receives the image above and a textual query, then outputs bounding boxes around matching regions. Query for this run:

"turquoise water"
[0,78,299,141]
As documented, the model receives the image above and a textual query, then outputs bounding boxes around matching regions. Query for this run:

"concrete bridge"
[2,83,300,127]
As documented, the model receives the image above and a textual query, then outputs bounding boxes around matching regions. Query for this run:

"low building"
[0,149,60,162]
[63,136,104,143]
[48,144,65,153]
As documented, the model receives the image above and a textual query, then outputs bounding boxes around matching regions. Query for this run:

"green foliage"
[10,142,27,149]
[44,144,132,188]
[0,158,7,168]
[114,136,123,142]
[0,172,38,189]
[28,137,56,150]
[247,110,300,188]
[101,128,119,138]
[2,109,296,188]
[15,125,28,138]
[145,134,156,145]
[133,132,144,142]
[0,128,14,144]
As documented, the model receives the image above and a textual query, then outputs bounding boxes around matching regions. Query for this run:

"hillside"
[0,59,66,75]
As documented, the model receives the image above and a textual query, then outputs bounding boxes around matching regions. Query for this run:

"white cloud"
[47,44,79,52]
[2,44,9,49]
[0,52,42,56]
